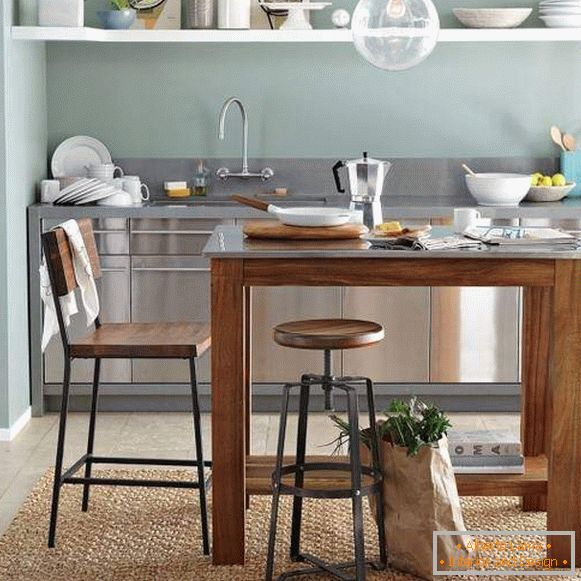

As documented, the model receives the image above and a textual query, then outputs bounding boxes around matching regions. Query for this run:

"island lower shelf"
[246,455,548,497]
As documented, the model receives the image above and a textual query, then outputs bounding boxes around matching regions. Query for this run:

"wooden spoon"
[563,133,577,152]
[550,125,566,152]
[462,163,477,177]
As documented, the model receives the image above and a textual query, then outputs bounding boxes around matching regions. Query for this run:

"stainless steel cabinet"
[430,286,520,382]
[131,218,233,255]
[43,218,129,255]
[430,218,520,383]
[131,256,211,383]
[251,287,342,382]
[343,287,430,382]
[43,255,132,383]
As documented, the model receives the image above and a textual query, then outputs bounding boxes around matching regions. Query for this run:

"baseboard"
[0,406,31,441]
[43,383,521,413]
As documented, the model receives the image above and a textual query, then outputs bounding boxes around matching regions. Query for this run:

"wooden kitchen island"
[204,226,581,567]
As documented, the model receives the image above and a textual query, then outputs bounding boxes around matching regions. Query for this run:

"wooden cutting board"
[243,220,368,240]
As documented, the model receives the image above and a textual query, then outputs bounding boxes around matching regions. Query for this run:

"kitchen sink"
[149,196,330,207]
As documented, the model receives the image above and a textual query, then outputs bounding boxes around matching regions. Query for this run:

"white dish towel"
[40,219,100,352]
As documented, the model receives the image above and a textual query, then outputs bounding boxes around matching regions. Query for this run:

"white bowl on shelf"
[465,173,531,206]
[453,8,532,28]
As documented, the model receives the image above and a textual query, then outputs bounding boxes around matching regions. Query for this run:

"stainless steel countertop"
[28,195,581,220]
[203,226,581,259]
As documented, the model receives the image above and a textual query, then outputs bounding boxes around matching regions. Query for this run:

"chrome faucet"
[216,97,274,182]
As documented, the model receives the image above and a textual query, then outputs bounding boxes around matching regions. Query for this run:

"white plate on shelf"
[51,136,112,178]
[540,13,581,24]
[54,179,103,203]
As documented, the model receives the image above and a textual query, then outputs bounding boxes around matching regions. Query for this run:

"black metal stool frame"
[43,236,211,555]
[265,375,388,581]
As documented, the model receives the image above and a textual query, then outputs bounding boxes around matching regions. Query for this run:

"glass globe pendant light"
[351,0,440,71]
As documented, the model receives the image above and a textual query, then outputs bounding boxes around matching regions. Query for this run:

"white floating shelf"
[11,25,581,43]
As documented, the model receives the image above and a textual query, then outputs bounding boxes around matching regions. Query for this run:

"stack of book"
[448,429,524,474]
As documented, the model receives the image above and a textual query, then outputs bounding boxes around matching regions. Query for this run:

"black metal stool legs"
[265,378,385,581]
[346,388,366,581]
[48,357,72,548]
[290,380,310,561]
[48,356,211,554]
[82,358,101,512]
[266,383,292,581]
[365,378,387,570]
[189,358,210,556]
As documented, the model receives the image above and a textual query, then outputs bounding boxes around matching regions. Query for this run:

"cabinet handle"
[93,230,127,234]
[131,230,214,235]
[132,267,210,272]
[100,268,129,273]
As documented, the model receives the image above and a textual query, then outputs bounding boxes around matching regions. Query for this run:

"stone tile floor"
[0,411,519,536]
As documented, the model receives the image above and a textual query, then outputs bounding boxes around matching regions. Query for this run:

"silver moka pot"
[332,152,392,229]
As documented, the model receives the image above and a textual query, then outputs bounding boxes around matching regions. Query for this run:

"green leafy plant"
[329,397,452,457]
[111,0,131,10]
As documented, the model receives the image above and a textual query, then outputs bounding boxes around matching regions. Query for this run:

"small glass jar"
[193,160,210,196]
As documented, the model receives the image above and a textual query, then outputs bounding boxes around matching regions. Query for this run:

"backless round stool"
[265,319,387,581]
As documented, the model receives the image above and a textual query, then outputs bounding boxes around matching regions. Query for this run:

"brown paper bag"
[364,435,472,580]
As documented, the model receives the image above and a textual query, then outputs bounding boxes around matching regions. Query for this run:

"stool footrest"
[58,453,212,489]
[275,462,382,499]
[278,554,385,580]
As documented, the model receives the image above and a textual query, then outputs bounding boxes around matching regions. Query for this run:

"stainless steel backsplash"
[115,157,559,200]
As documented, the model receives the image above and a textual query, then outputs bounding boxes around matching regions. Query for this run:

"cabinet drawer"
[131,218,233,255]
[43,255,131,383]
[131,256,210,383]
[43,218,129,255]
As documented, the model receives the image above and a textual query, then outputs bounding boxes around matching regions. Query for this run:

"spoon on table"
[550,125,566,152]
[462,163,477,177]
[563,133,577,152]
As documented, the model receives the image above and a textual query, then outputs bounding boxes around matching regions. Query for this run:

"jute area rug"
[0,469,578,580]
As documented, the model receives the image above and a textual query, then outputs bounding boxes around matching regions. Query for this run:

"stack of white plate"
[53,179,120,206]
[539,0,581,27]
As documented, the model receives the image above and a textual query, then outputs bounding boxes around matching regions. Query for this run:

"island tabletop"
[204,226,581,568]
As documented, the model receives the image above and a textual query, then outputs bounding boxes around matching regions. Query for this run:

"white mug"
[88,163,124,180]
[454,208,481,233]
[40,179,60,203]
[122,176,150,204]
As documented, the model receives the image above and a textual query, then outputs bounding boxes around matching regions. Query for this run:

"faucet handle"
[216,167,230,181]
[261,167,274,181]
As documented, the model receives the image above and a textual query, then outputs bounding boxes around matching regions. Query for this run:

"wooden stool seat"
[70,322,211,359]
[273,319,384,350]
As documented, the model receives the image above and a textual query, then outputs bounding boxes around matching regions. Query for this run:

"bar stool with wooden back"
[42,219,211,554]
[265,318,387,580]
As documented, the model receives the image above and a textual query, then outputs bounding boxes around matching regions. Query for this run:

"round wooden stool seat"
[273,319,384,350]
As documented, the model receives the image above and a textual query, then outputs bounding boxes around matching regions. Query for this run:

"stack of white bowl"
[539,0,581,27]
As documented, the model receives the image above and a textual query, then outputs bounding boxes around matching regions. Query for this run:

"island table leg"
[521,286,552,511]
[211,258,246,565]
[547,260,581,567]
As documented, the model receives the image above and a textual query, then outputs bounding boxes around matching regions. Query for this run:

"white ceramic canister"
[218,0,251,29]
[38,0,83,27]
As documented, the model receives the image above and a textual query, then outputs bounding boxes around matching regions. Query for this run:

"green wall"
[46,39,580,160]
[0,0,46,430]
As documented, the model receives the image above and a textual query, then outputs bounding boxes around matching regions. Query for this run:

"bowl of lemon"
[526,173,575,202]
